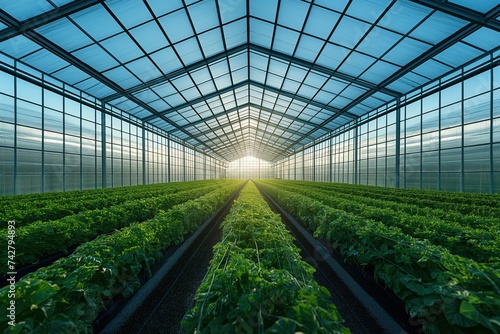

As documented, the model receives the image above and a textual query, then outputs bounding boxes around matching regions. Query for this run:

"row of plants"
[281,181,500,229]
[0,180,222,227]
[255,181,500,334]
[182,181,350,334]
[279,180,500,218]
[0,180,245,333]
[0,181,230,269]
[266,181,500,264]
[0,179,187,206]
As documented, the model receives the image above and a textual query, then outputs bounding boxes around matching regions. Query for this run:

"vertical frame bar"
[489,57,494,194]
[395,97,401,188]
[353,122,358,185]
[141,121,146,184]
[101,103,106,188]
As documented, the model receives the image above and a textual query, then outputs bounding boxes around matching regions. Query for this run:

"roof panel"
[198,28,225,57]
[149,47,183,73]
[220,0,247,23]
[329,16,370,49]
[0,0,493,162]
[277,0,310,30]
[463,28,500,52]
[1,0,54,21]
[273,26,300,55]
[158,8,194,44]
[72,44,120,72]
[433,42,484,68]
[100,32,144,64]
[172,37,203,65]
[222,18,247,48]
[107,0,153,29]
[304,5,341,40]
[21,49,70,74]
[70,4,123,41]
[295,34,325,63]
[0,36,41,58]
[129,21,170,54]
[187,0,219,33]
[36,19,93,52]
[409,11,468,45]
[448,0,499,13]
[378,1,431,34]
[147,0,184,17]
[250,19,274,48]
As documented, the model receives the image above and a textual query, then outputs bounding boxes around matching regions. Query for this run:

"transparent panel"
[441,148,461,172]
[17,125,42,150]
[464,172,490,193]
[463,120,490,146]
[0,71,15,96]
[65,153,80,191]
[44,130,64,152]
[65,115,81,137]
[440,102,462,129]
[159,8,194,43]
[441,173,461,192]
[441,126,462,149]
[464,92,491,124]
[17,78,42,103]
[17,149,42,194]
[0,94,15,123]
[65,134,81,154]
[44,151,64,192]
[0,122,15,148]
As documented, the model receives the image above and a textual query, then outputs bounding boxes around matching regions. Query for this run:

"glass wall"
[0,55,223,195]
[276,52,499,193]
[226,156,274,179]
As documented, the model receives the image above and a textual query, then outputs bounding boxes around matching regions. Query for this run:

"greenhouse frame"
[0,0,499,195]
[1,1,500,333]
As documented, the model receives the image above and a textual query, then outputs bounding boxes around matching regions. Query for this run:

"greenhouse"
[0,0,499,333]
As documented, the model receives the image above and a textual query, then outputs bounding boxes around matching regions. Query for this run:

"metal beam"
[210,130,290,158]
[101,43,248,102]
[0,0,104,42]
[144,79,356,122]
[143,81,248,121]
[103,41,400,109]
[191,114,316,141]
[410,1,500,32]
[249,43,401,97]
[185,102,323,129]
[250,80,358,119]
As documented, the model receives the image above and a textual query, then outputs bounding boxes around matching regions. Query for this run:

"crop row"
[275,180,500,218]
[0,181,231,269]
[0,180,222,227]
[264,181,500,264]
[255,180,500,334]
[0,180,245,333]
[182,181,350,334]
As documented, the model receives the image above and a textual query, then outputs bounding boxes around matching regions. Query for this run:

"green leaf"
[443,298,477,328]
[459,300,480,322]
[267,318,297,333]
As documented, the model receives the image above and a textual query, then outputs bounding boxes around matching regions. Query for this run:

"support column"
[460,69,465,192]
[395,98,401,188]
[167,136,171,183]
[329,137,333,183]
[489,61,494,194]
[101,105,107,188]
[141,122,146,184]
[353,123,358,185]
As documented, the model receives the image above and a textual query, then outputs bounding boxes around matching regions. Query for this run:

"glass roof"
[0,0,499,162]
